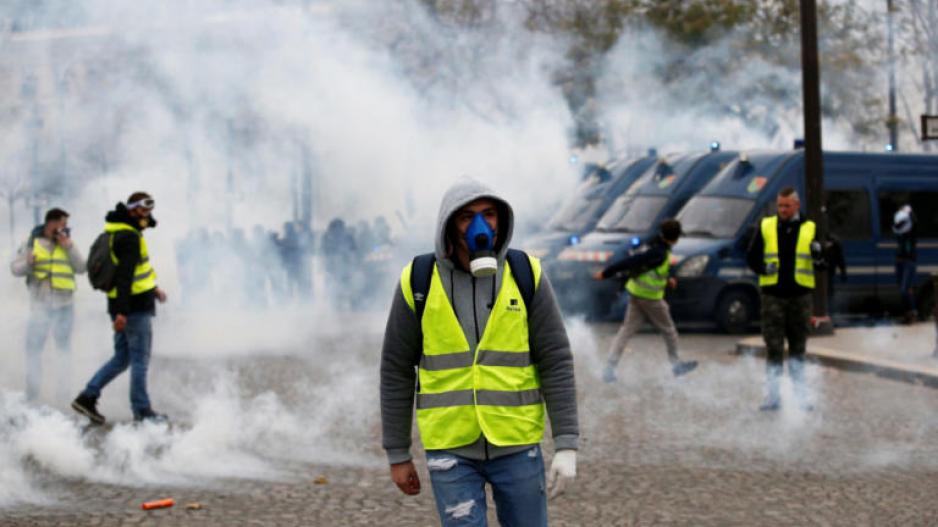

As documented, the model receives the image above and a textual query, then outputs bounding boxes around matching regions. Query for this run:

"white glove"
[546,450,577,499]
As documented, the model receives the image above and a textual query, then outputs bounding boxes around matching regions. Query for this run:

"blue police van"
[522,153,657,262]
[669,149,938,332]
[550,148,737,319]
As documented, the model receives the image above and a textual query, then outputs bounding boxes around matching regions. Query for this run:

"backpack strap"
[410,253,436,322]
[506,248,535,309]
[410,249,536,320]
[22,231,39,286]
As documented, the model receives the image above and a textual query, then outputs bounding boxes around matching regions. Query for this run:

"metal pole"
[301,142,313,230]
[8,195,16,253]
[800,0,833,334]
[31,106,41,227]
[887,0,899,150]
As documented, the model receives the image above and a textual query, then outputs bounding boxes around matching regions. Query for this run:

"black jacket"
[746,215,813,298]
[601,236,670,280]
[106,204,158,316]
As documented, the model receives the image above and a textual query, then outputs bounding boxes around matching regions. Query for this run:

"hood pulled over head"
[434,177,513,270]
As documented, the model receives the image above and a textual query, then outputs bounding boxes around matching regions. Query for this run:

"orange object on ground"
[141,498,175,510]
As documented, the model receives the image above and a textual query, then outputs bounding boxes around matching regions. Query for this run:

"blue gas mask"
[465,212,497,277]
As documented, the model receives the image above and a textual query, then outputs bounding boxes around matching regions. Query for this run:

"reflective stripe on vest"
[625,250,670,300]
[104,223,158,298]
[31,239,76,291]
[759,216,816,289]
[399,256,545,450]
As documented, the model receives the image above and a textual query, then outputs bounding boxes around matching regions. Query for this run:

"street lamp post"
[887,0,899,150]
[800,0,834,334]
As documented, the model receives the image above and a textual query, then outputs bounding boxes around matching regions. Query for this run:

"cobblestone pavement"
[3,324,938,526]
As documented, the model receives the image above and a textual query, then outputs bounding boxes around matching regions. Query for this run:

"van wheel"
[716,289,756,334]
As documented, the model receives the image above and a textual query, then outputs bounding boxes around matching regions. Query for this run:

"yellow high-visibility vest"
[626,250,670,300]
[31,239,76,291]
[400,257,545,450]
[104,223,157,297]
[759,216,816,289]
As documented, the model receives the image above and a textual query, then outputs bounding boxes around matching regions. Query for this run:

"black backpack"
[410,249,535,321]
[19,229,40,286]
[87,232,117,291]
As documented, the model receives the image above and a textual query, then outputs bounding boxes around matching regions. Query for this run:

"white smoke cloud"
[0,361,385,506]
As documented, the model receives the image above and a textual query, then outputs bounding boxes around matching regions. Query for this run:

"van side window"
[879,191,938,238]
[825,189,872,240]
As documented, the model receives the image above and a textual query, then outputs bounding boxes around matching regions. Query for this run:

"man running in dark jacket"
[594,219,698,382]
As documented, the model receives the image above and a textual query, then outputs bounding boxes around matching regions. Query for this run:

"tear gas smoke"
[1,0,934,511]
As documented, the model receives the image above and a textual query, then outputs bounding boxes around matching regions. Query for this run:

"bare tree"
[0,171,28,251]
[902,0,938,150]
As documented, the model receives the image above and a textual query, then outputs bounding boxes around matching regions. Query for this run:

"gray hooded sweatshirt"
[380,178,579,464]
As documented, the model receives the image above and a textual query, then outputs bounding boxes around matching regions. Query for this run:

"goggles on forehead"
[127,198,156,210]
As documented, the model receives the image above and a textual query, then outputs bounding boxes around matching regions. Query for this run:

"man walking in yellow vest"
[746,187,821,411]
[380,178,579,526]
[72,192,168,424]
[10,208,86,401]
[594,219,698,382]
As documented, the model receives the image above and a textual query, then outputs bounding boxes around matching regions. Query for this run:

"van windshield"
[596,196,667,232]
[548,191,609,232]
[677,196,755,238]
[595,194,632,230]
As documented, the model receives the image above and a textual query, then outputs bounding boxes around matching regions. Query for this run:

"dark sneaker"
[72,395,106,425]
[602,366,617,384]
[759,399,781,412]
[671,360,698,378]
[134,408,169,424]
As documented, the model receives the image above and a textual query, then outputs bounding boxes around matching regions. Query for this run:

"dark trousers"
[761,293,812,401]
[896,261,917,313]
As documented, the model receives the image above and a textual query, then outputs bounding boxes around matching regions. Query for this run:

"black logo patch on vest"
[507,298,522,312]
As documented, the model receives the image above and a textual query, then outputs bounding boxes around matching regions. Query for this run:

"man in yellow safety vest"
[72,192,168,424]
[10,208,86,401]
[746,187,821,411]
[593,219,699,382]
[380,178,579,526]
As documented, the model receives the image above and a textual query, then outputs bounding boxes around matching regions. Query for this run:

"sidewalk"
[737,321,938,387]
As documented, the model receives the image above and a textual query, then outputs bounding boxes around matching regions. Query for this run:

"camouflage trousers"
[761,293,812,365]
[761,293,812,401]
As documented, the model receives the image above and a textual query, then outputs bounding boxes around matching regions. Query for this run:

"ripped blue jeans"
[426,446,547,527]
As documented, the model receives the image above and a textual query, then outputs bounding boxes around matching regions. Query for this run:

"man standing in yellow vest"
[72,192,168,424]
[10,208,86,401]
[746,187,821,411]
[380,179,579,526]
[593,219,699,382]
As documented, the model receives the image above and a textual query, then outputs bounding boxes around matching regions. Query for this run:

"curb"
[736,336,938,388]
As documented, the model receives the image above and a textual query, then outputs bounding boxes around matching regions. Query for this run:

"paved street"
[3,318,938,526]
